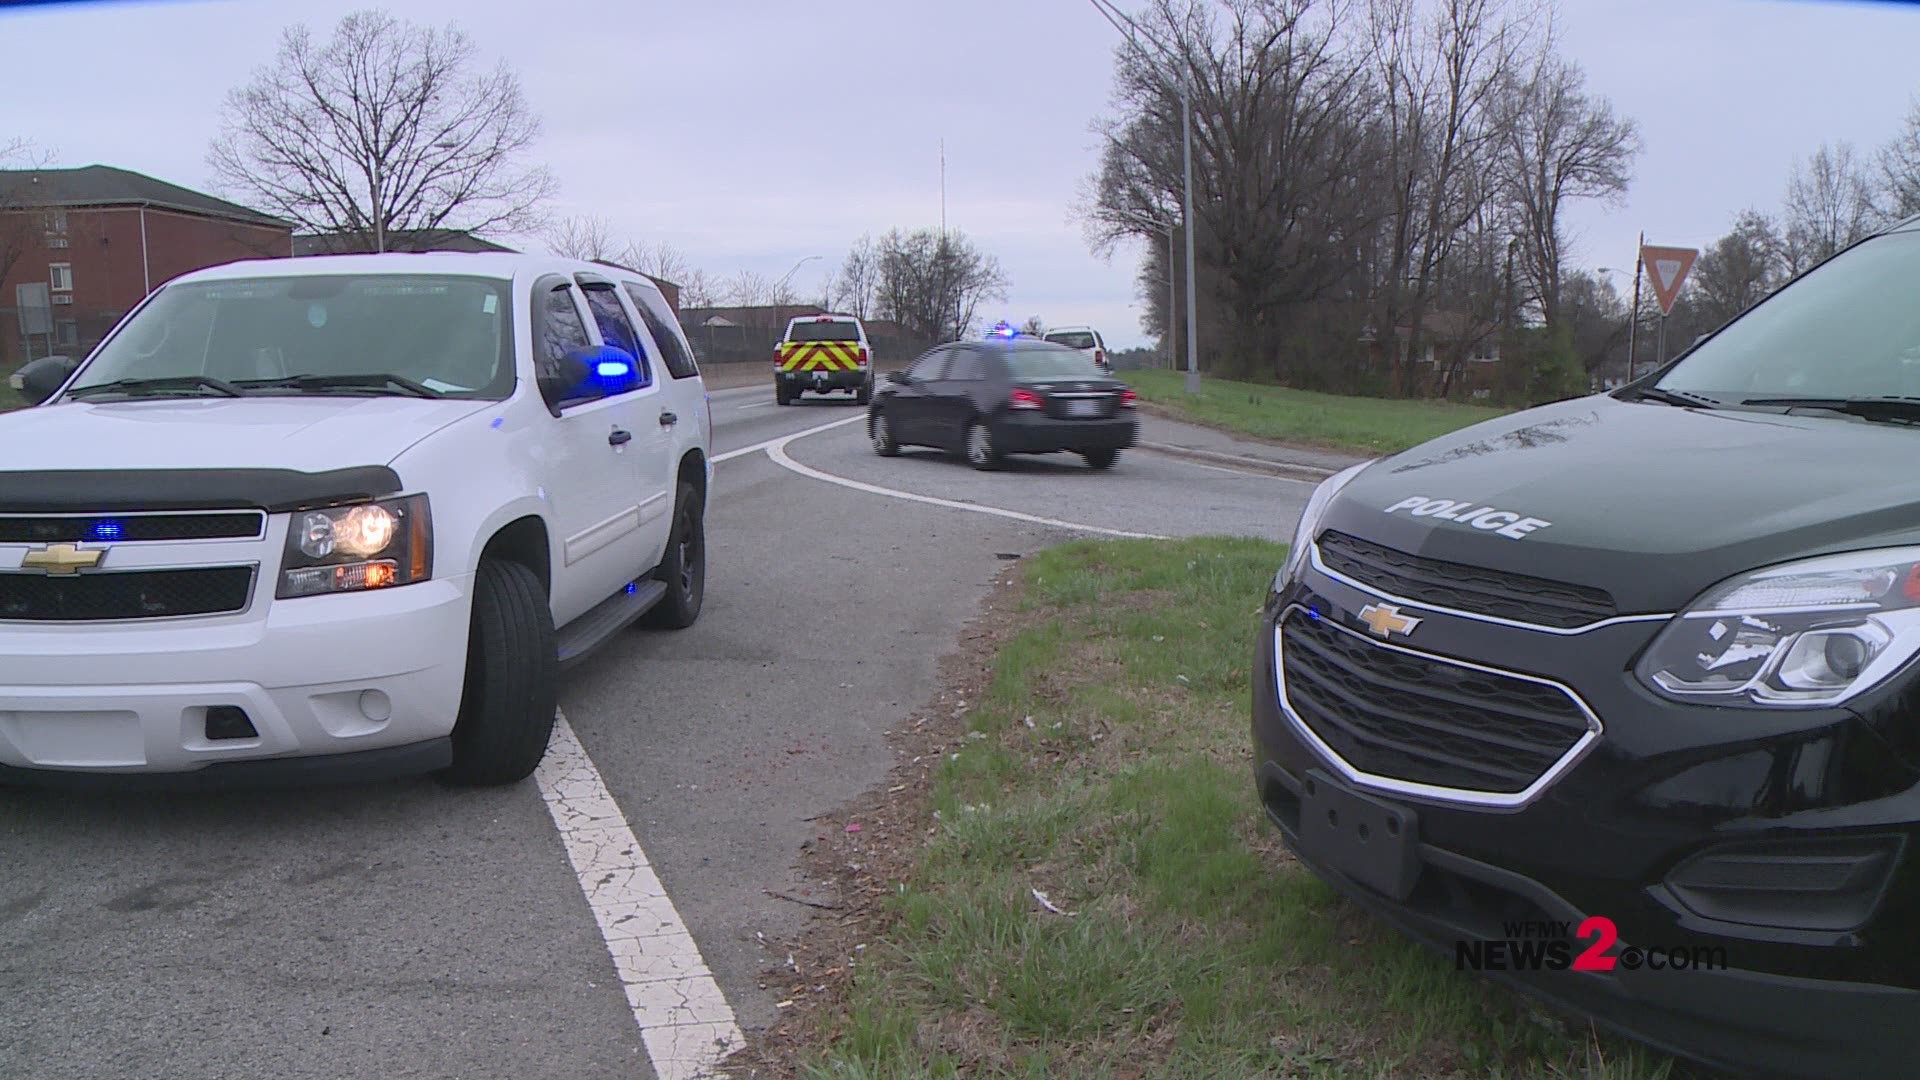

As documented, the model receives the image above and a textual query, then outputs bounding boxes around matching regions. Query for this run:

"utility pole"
[1628,232,1644,381]
[1089,0,1200,394]
[939,139,946,239]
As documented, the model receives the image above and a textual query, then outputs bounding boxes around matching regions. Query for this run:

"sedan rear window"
[1003,348,1109,379]
[788,320,860,342]
[1044,331,1097,350]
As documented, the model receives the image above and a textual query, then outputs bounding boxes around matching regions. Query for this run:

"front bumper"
[0,574,472,781]
[993,412,1138,454]
[779,367,869,391]
[1250,557,1920,1077]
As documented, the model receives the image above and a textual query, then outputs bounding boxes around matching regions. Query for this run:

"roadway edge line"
[536,711,743,1080]
[761,423,1171,541]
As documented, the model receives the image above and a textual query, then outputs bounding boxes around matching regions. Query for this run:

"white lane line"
[764,426,1170,541]
[536,711,742,1080]
[712,414,865,463]
[734,401,773,411]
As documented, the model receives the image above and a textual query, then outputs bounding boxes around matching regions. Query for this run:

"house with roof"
[1,165,293,365]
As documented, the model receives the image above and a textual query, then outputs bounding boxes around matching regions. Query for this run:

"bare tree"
[1087,0,1378,380]
[622,240,692,285]
[1493,49,1639,328]
[1877,98,1920,220]
[1691,209,1786,329]
[874,228,1009,343]
[209,9,556,252]
[832,234,880,320]
[545,213,620,260]
[1367,0,1539,391]
[725,270,774,309]
[1783,141,1877,275]
[678,268,721,309]
[1020,315,1047,336]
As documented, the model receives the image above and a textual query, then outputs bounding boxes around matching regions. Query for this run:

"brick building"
[1,165,292,366]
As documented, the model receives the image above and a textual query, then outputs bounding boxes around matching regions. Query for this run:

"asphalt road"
[0,381,1310,1080]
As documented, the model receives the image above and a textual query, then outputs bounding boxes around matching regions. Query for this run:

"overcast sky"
[7,0,1920,349]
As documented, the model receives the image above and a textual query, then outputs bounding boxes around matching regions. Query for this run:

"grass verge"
[1126,369,1508,456]
[744,537,1683,1079]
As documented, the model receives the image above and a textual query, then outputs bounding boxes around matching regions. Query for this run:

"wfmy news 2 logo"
[1456,916,1729,973]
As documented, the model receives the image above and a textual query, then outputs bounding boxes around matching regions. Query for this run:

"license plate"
[1294,770,1421,899]
[1066,399,1101,418]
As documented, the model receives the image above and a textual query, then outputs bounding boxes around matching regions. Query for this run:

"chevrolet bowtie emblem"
[21,543,106,575]
[1358,602,1421,638]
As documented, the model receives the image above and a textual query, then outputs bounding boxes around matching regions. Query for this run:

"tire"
[966,419,1002,471]
[1083,447,1119,470]
[855,378,873,406]
[870,409,900,456]
[644,481,706,629]
[775,383,793,406]
[441,558,558,786]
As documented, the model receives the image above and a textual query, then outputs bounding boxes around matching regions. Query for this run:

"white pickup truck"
[0,252,712,788]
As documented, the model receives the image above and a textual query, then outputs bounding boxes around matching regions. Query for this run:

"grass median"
[766,537,1678,1079]
[1125,369,1508,456]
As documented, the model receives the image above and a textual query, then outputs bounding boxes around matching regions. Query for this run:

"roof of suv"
[170,252,668,295]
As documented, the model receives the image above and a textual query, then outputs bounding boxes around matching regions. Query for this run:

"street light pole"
[1090,0,1200,394]
[776,255,823,300]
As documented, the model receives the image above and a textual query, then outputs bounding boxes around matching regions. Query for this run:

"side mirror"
[12,355,78,406]
[885,371,910,385]
[540,345,636,413]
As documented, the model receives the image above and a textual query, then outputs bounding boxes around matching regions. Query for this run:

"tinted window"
[625,283,699,379]
[946,348,985,381]
[537,281,599,409]
[1044,331,1097,350]
[72,274,514,399]
[905,347,951,380]
[581,284,653,391]
[789,320,861,342]
[1003,346,1109,379]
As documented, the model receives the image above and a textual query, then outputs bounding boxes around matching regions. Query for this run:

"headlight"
[1276,461,1371,592]
[1636,546,1920,706]
[278,494,432,598]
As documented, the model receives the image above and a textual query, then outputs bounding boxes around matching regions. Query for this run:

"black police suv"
[867,336,1137,470]
[1256,220,1920,1078]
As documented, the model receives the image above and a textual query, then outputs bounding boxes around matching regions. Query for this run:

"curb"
[1136,441,1338,482]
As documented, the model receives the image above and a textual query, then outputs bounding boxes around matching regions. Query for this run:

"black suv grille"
[0,513,264,543]
[1279,608,1591,794]
[0,567,254,621]
[1316,531,1616,629]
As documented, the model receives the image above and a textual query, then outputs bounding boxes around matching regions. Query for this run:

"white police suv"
[0,253,712,787]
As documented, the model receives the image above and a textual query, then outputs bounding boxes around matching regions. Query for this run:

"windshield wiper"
[1740,396,1920,424]
[1625,385,1717,409]
[236,373,445,399]
[67,375,243,399]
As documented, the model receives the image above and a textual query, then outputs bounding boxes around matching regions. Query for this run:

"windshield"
[71,274,514,399]
[1044,331,1097,350]
[788,321,860,342]
[1657,230,1920,403]
[1004,346,1110,379]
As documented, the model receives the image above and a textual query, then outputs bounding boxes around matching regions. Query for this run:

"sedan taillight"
[1119,388,1138,408]
[1009,388,1046,410]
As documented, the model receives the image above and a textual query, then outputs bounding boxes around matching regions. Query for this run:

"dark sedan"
[867,337,1138,470]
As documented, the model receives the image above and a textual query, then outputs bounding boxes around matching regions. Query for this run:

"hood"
[1320,394,1920,613]
[0,396,494,476]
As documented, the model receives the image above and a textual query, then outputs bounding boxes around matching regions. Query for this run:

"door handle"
[659,411,678,427]
[608,429,632,447]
